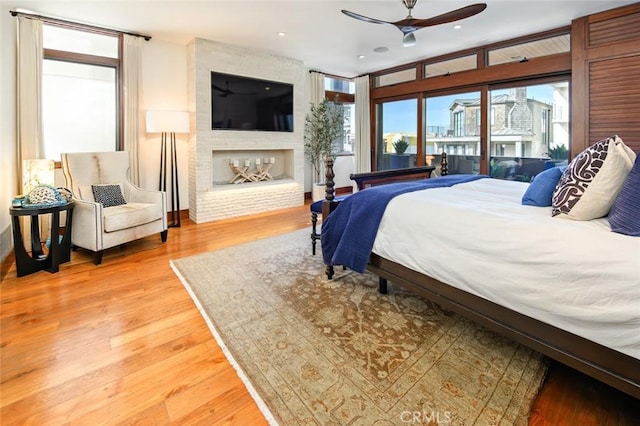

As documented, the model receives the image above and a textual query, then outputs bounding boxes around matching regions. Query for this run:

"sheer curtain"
[310,71,324,106]
[122,34,143,186]
[16,17,43,192]
[355,75,371,173]
[16,17,44,245]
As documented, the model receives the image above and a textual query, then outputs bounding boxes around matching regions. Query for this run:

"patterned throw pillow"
[92,184,127,208]
[551,135,636,220]
[609,154,640,236]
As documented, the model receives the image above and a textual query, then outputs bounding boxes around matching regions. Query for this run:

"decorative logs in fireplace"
[228,158,275,184]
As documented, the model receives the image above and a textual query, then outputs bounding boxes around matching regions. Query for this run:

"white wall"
[0,5,18,264]
[140,39,190,208]
[0,15,354,260]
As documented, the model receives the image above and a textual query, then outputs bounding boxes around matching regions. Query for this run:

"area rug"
[170,229,548,425]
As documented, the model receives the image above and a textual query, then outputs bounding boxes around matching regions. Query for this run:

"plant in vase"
[304,97,345,200]
[390,137,411,169]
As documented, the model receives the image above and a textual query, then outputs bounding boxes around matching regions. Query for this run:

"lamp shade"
[145,110,189,133]
[22,159,55,194]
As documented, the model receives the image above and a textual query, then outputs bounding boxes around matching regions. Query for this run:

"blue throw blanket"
[321,174,487,272]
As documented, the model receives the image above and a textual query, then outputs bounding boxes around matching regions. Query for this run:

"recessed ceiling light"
[373,46,389,53]
[358,55,365,59]
[277,32,286,37]
[454,25,462,30]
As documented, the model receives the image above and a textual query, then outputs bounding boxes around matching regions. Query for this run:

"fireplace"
[212,149,294,186]
[187,38,306,223]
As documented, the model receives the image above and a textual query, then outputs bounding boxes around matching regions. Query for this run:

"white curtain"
[16,17,44,247]
[16,17,43,192]
[355,75,371,173]
[310,71,324,106]
[122,35,143,185]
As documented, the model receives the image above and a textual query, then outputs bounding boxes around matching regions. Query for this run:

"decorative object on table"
[22,185,71,208]
[304,96,345,200]
[12,196,25,208]
[171,229,547,425]
[146,110,190,227]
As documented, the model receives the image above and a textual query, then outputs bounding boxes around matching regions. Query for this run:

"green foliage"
[548,144,568,160]
[304,97,345,183]
[392,138,410,154]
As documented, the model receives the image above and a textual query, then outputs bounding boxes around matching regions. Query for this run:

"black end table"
[9,202,74,277]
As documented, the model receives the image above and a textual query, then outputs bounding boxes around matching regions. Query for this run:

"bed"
[320,145,640,399]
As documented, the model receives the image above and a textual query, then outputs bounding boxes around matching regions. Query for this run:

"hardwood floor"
[1,204,638,425]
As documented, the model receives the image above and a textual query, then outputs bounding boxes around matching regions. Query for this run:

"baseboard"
[304,185,352,201]
[0,224,14,282]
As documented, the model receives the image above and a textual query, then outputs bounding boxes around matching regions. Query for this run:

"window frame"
[42,22,125,165]
[368,26,571,173]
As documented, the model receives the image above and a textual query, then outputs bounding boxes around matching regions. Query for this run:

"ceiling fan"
[342,0,487,47]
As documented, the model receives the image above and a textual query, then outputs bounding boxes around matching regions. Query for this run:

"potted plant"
[390,136,411,169]
[304,97,345,201]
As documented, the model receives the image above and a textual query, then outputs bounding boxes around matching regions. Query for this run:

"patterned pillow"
[92,184,127,207]
[609,154,640,236]
[551,135,635,220]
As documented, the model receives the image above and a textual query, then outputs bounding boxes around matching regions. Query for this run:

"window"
[324,76,355,154]
[489,81,570,181]
[42,24,120,160]
[488,34,570,66]
[374,68,416,88]
[376,99,418,170]
[425,91,481,175]
[424,54,477,78]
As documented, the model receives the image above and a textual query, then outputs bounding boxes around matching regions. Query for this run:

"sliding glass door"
[424,91,481,175]
[376,98,418,171]
[489,81,569,181]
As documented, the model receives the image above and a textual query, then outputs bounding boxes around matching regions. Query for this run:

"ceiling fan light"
[403,0,419,9]
[402,32,416,47]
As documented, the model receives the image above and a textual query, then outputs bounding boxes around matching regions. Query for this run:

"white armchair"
[61,151,168,265]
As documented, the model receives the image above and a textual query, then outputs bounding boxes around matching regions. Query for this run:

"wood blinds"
[571,3,640,156]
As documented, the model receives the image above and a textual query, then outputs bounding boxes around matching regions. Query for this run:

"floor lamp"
[146,110,189,227]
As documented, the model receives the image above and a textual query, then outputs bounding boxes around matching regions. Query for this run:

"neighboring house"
[427,88,554,159]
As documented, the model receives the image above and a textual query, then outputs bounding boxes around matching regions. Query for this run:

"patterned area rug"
[171,229,548,425]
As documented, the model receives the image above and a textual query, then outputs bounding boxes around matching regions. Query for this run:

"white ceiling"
[7,0,637,77]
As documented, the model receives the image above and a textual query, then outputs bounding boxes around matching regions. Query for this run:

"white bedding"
[372,178,640,359]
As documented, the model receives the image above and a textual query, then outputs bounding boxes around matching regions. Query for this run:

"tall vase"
[312,183,326,202]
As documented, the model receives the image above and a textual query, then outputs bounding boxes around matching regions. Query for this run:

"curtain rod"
[10,10,152,41]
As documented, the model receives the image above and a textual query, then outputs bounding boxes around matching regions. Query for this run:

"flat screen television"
[211,72,294,132]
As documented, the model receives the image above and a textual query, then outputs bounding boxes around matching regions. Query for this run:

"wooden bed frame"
[321,156,640,400]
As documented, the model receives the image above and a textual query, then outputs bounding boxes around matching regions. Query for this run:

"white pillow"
[551,135,636,220]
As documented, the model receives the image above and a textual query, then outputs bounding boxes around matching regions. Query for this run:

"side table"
[9,202,74,277]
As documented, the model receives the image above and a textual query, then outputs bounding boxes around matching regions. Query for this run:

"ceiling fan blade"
[341,9,391,26]
[396,3,487,28]
[402,32,416,47]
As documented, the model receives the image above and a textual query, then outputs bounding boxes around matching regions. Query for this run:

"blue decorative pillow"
[609,154,640,236]
[522,166,567,207]
[92,184,127,208]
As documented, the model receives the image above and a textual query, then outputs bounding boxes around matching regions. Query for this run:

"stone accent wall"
[187,38,306,223]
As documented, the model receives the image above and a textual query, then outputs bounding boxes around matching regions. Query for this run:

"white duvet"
[372,178,640,359]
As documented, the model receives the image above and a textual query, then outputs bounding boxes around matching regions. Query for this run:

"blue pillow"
[521,166,567,207]
[609,154,640,236]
